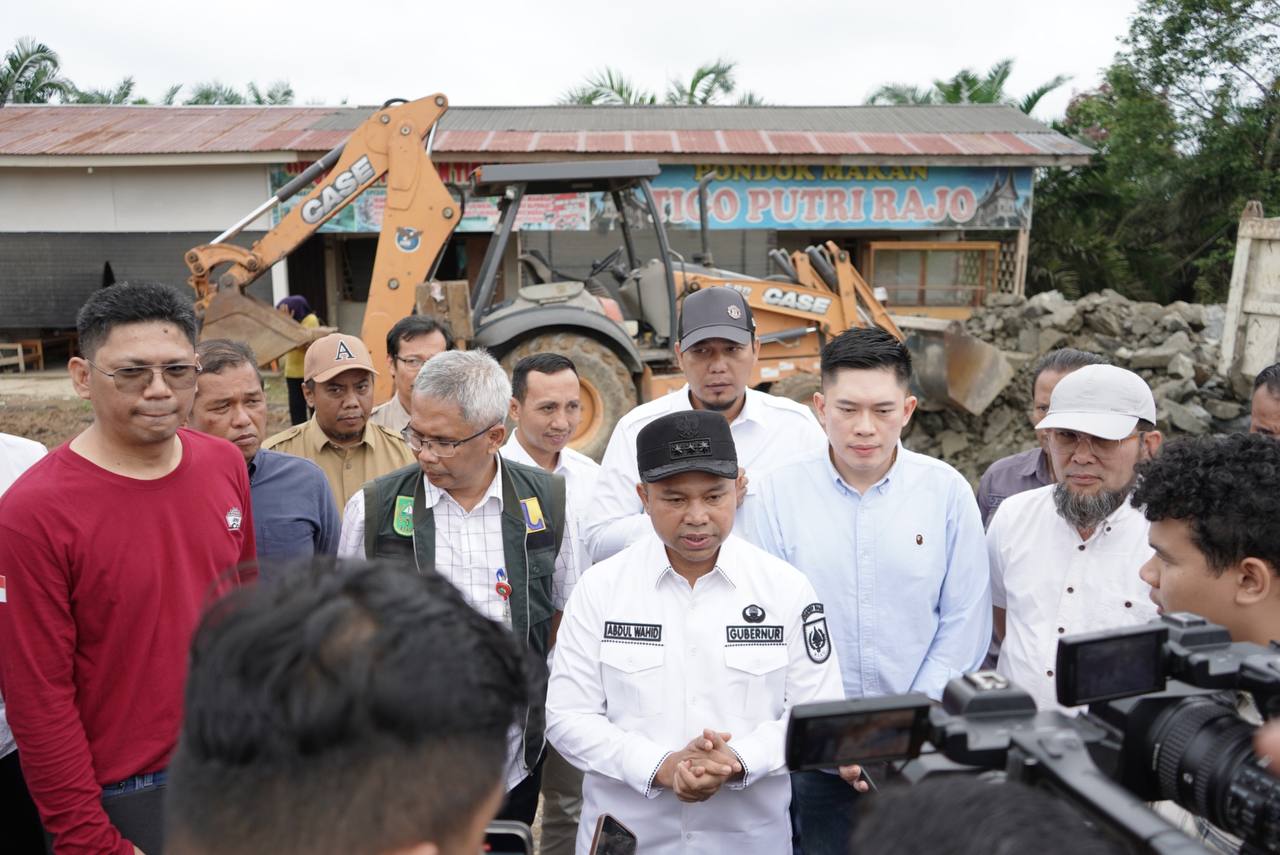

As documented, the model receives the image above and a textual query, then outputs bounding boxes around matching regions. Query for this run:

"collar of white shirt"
[421,457,505,514]
[637,527,744,591]
[500,432,594,477]
[667,384,766,429]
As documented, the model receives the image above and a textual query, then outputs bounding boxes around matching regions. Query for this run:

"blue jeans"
[101,769,167,853]
[790,770,861,855]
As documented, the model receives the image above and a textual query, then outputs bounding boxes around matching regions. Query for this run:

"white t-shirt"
[988,483,1158,712]
[0,433,48,758]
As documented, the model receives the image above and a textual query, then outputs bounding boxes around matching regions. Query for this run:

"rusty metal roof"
[0,103,1092,161]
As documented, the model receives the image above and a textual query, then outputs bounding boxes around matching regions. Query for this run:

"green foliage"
[70,76,136,104]
[559,59,763,106]
[867,58,1071,113]
[1028,0,1280,304]
[0,37,74,104]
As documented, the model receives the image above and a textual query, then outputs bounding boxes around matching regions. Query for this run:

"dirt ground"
[0,368,294,448]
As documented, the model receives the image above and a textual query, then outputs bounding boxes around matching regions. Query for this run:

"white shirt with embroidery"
[988,483,1158,712]
[547,531,844,855]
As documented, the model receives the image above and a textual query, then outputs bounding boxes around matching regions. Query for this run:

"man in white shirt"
[585,287,825,562]
[338,349,580,827]
[989,364,1164,711]
[547,410,845,855]
[0,432,48,853]
[499,352,599,855]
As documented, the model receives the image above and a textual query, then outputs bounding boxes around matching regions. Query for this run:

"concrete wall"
[0,165,272,233]
[0,232,271,329]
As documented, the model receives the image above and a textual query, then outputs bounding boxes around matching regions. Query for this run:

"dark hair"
[512,353,578,402]
[851,779,1134,855]
[1254,363,1280,397]
[819,327,911,388]
[276,295,312,323]
[167,558,532,855]
[1132,433,1280,576]
[195,339,262,388]
[386,315,454,359]
[1031,348,1108,396]
[77,281,198,358]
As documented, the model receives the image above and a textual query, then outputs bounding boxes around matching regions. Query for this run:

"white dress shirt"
[988,484,1158,712]
[1,433,46,760]
[584,386,826,562]
[547,531,844,855]
[338,457,581,791]
[501,433,599,577]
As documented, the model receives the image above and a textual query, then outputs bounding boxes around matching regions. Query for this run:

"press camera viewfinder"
[484,821,534,855]
[1056,623,1168,707]
[785,695,932,771]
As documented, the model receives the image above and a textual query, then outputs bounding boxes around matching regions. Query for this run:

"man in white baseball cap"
[986,365,1164,711]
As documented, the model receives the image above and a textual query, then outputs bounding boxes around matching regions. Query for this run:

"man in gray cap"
[547,409,844,855]
[988,364,1164,711]
[584,287,825,562]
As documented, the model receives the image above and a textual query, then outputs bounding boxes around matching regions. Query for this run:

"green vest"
[362,457,566,769]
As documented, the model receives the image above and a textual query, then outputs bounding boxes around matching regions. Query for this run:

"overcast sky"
[9,0,1139,121]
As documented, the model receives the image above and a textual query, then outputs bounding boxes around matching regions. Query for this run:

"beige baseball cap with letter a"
[1037,364,1156,440]
[303,333,379,384]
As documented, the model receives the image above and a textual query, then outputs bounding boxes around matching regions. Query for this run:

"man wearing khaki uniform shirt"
[263,333,414,508]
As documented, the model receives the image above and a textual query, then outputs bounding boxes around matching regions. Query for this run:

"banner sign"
[269,162,1032,233]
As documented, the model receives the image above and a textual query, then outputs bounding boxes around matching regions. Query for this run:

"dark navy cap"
[678,287,755,352]
[636,410,738,483]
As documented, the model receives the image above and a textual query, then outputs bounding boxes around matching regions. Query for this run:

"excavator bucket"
[895,315,1015,416]
[199,289,330,367]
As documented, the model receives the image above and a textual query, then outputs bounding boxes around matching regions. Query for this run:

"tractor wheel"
[769,371,821,415]
[501,333,637,462]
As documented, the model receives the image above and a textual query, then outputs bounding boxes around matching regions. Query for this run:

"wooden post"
[1012,228,1030,297]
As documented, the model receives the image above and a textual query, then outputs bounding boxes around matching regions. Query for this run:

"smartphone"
[589,813,637,855]
[483,820,534,855]
[785,695,932,772]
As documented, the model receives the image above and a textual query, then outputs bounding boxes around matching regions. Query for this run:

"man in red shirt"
[0,282,256,855]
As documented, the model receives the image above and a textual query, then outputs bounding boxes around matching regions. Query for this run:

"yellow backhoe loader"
[185,94,1013,458]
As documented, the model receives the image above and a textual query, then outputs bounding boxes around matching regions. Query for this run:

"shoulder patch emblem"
[225,507,243,531]
[393,495,414,537]
[803,603,830,664]
[520,497,546,533]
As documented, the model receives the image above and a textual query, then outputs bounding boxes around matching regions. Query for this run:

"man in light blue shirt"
[741,327,990,855]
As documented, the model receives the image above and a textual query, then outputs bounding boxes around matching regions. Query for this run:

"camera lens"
[1149,696,1280,851]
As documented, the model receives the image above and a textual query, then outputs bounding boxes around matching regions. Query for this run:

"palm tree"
[71,76,136,104]
[247,80,294,105]
[665,59,737,105]
[867,58,1070,114]
[184,81,246,105]
[0,38,75,105]
[560,67,656,105]
[560,59,764,106]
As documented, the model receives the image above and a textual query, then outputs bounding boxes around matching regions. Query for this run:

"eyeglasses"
[400,423,498,457]
[394,356,428,370]
[1047,429,1140,457]
[87,361,201,393]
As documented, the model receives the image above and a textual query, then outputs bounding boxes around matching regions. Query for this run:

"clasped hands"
[655,729,743,803]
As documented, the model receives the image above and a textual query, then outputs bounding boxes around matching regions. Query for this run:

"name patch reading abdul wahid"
[603,621,663,644]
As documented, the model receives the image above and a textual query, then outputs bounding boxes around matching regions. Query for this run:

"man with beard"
[988,364,1163,712]
[585,287,825,561]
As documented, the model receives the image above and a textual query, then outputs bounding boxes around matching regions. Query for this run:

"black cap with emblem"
[636,410,738,483]
[678,287,755,352]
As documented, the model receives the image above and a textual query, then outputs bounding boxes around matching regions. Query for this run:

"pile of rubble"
[904,289,1248,484]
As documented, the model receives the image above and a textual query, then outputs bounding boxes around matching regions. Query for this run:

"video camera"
[785,614,1280,855]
